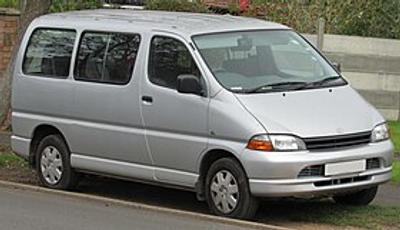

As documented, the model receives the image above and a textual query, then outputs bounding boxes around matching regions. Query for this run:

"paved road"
[374,183,400,206]
[0,186,258,230]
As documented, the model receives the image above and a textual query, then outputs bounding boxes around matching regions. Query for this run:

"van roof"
[37,9,289,36]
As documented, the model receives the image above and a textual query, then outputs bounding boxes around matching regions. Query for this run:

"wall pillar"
[0,8,20,80]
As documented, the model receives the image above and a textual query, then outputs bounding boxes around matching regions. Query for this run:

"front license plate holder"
[325,160,366,176]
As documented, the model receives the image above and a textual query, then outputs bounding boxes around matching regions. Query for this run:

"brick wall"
[0,8,20,79]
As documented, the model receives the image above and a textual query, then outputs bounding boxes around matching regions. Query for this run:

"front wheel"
[205,158,259,219]
[333,186,378,206]
[36,134,79,190]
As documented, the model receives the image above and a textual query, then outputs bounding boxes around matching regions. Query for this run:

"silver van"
[12,10,394,219]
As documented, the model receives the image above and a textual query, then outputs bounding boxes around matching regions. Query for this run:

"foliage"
[50,0,102,12]
[0,145,27,168]
[257,199,400,230]
[0,0,18,8]
[393,161,400,184]
[0,0,102,11]
[3,0,400,39]
[240,0,400,39]
[145,0,210,13]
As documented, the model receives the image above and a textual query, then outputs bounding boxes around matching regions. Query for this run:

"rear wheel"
[333,186,378,206]
[36,135,79,190]
[205,158,259,219]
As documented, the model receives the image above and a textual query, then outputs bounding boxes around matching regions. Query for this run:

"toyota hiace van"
[12,10,394,219]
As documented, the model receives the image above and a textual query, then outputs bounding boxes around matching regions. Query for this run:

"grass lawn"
[388,120,400,156]
[389,121,400,185]
[393,161,400,184]
[0,145,27,168]
[0,152,27,168]
[259,200,400,230]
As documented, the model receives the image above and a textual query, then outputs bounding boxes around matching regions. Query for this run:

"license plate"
[325,160,366,176]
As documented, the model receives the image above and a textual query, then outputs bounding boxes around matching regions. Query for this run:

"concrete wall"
[304,34,400,121]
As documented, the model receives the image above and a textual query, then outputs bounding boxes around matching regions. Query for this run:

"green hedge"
[2,0,399,39]
[0,0,102,11]
[145,0,210,13]
[144,0,400,39]
[241,0,400,39]
[0,0,18,8]
[50,0,102,12]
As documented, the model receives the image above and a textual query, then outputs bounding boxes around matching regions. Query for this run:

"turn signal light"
[247,139,274,151]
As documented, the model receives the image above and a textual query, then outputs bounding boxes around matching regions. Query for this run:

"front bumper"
[241,140,394,197]
[249,167,391,197]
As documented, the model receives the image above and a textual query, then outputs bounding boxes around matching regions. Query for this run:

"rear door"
[12,28,76,156]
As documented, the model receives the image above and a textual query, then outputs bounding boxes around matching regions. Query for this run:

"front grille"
[314,176,370,187]
[366,158,380,170]
[298,158,380,178]
[298,165,324,177]
[303,131,371,150]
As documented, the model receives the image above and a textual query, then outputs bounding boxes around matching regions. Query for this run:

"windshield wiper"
[295,76,345,90]
[311,76,344,86]
[245,81,308,93]
[241,77,345,94]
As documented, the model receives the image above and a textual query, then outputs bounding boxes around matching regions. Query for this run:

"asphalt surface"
[0,185,264,230]
[374,183,400,206]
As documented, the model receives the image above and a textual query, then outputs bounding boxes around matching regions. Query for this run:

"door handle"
[142,96,153,104]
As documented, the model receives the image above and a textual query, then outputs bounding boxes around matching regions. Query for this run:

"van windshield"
[193,30,346,93]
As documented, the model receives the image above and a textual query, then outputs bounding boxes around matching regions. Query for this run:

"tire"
[333,186,378,206]
[205,158,259,219]
[36,134,79,190]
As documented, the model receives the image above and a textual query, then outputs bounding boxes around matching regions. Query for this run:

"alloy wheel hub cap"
[40,146,63,185]
[210,170,239,214]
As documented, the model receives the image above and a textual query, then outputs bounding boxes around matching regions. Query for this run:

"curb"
[0,180,295,230]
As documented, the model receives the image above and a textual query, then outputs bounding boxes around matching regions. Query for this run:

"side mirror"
[332,62,341,73]
[177,74,203,96]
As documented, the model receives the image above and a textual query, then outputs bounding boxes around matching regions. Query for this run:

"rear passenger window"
[23,29,76,78]
[75,32,140,85]
[148,36,200,89]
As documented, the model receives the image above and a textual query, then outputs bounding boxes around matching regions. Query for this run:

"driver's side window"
[148,36,200,89]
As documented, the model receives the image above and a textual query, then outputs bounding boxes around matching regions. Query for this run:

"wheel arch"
[195,148,247,200]
[29,124,68,167]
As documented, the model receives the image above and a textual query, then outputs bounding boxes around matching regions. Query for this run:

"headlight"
[371,123,390,142]
[247,134,306,151]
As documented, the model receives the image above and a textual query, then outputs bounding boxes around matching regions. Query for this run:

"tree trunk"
[0,0,52,128]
